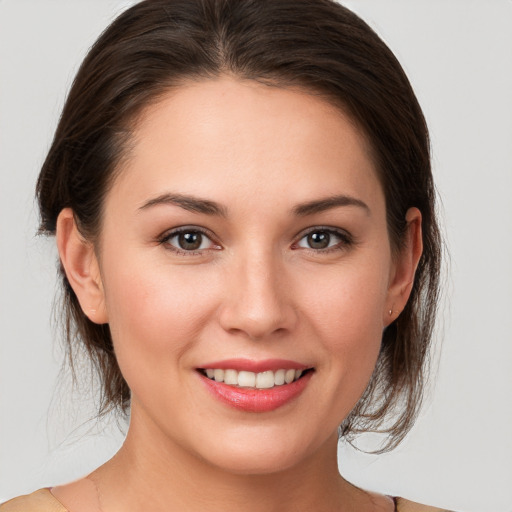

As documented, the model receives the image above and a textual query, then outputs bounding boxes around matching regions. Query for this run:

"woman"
[1,0,449,510]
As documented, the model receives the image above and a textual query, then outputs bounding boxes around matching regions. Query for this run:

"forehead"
[111,77,382,213]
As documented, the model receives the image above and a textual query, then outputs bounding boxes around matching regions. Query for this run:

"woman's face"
[83,78,410,474]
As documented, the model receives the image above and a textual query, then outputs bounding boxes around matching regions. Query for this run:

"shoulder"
[395,497,457,512]
[0,489,68,512]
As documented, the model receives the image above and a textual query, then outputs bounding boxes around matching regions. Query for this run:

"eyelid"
[157,224,353,255]
[158,225,221,255]
[292,225,353,252]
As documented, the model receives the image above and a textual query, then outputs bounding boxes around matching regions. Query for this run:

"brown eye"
[307,231,331,249]
[178,232,203,250]
[296,228,350,252]
[163,229,217,253]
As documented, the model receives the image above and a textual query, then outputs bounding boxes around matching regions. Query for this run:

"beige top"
[0,488,455,512]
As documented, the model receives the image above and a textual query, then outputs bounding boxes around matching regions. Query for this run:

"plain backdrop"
[1,1,511,511]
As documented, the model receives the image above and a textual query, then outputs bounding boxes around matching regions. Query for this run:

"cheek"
[100,254,220,381]
[297,260,389,394]
[301,258,388,339]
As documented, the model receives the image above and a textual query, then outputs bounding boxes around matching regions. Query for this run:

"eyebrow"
[138,193,227,217]
[138,192,369,218]
[292,194,370,216]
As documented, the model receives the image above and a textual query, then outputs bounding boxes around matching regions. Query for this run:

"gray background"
[1,1,511,510]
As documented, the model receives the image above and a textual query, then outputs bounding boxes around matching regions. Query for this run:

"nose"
[218,250,298,341]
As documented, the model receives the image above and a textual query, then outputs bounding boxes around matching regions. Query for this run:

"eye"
[160,227,219,254]
[295,228,351,252]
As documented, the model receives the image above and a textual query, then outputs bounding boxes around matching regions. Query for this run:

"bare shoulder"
[0,489,67,512]
[396,497,456,512]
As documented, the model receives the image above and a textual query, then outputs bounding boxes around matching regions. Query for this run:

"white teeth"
[224,369,238,385]
[284,369,295,384]
[203,368,308,388]
[274,369,285,386]
[256,371,275,389]
[238,371,256,387]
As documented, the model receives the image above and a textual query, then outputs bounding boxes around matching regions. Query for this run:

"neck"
[89,404,379,512]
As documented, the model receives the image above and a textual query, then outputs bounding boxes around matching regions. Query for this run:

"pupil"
[308,231,330,249]
[179,232,202,250]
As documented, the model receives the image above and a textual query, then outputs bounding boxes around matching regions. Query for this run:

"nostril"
[218,303,298,341]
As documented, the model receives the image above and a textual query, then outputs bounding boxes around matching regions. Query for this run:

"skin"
[53,77,422,512]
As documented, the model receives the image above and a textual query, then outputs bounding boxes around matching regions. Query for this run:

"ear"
[56,208,108,324]
[384,207,423,326]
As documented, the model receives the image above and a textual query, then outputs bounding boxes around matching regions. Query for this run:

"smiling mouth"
[198,368,313,389]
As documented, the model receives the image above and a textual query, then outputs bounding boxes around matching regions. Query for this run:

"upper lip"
[197,358,311,373]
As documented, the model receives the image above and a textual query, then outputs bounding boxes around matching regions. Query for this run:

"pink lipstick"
[197,359,313,413]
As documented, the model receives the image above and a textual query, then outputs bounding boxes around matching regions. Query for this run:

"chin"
[206,450,304,476]
[194,427,330,476]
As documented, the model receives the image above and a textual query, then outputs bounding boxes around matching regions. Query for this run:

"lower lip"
[199,371,313,413]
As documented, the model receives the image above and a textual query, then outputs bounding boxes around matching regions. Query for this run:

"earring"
[388,309,393,316]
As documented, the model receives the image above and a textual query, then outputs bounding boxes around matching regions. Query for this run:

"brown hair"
[37,0,441,451]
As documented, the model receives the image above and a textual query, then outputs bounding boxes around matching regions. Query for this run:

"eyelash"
[158,226,353,256]
[158,226,220,256]
[292,226,354,254]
